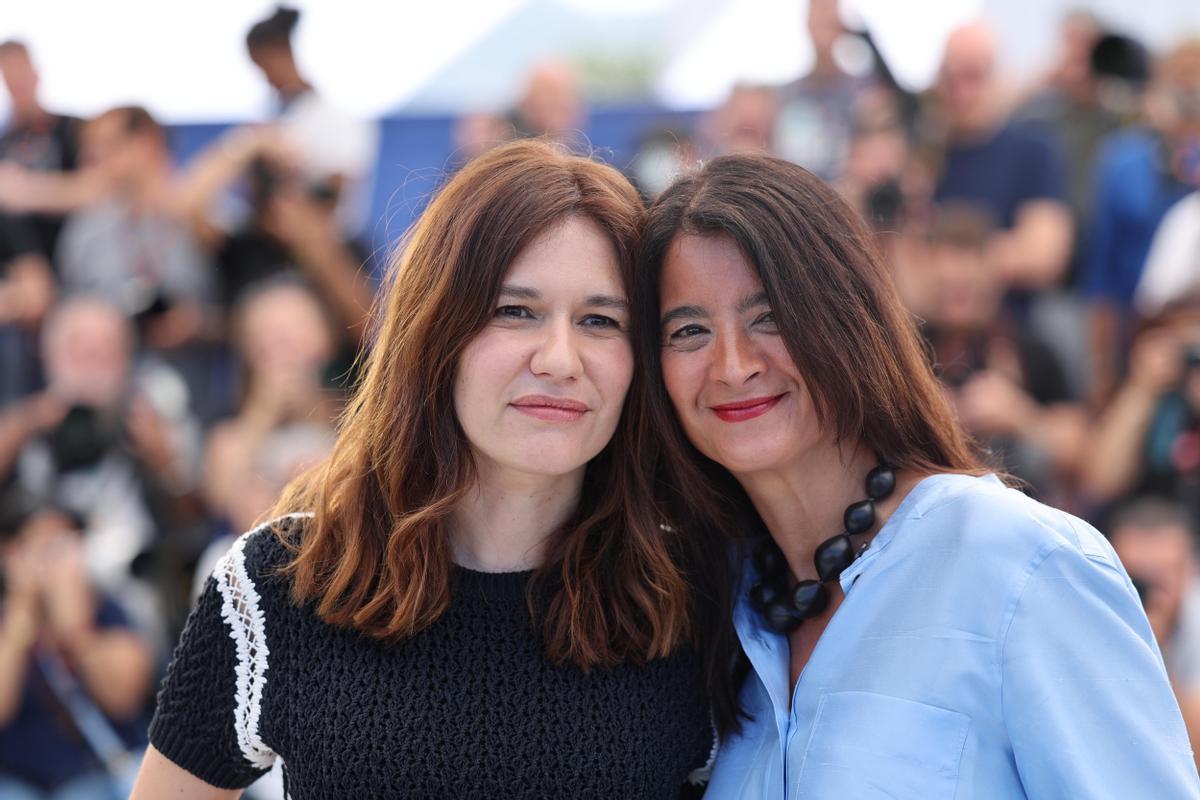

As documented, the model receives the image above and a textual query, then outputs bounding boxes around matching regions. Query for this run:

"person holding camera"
[0,508,154,799]
[0,297,203,648]
[919,205,1087,503]
[0,104,227,421]
[1083,39,1200,406]
[1083,313,1200,517]
[176,122,373,357]
[243,6,378,236]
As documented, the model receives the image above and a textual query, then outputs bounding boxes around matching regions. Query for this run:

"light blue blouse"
[705,473,1200,799]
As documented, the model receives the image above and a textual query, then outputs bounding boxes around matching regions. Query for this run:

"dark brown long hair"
[268,140,729,683]
[634,153,986,725]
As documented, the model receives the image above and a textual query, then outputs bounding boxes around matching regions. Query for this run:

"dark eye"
[755,310,776,326]
[581,314,622,330]
[495,305,533,320]
[668,324,709,341]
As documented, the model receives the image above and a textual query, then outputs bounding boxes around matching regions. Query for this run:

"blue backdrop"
[169,105,699,278]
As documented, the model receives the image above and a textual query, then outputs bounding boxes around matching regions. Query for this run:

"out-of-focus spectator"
[0,509,152,799]
[176,124,373,350]
[705,84,779,156]
[1083,39,1200,405]
[56,108,216,351]
[928,21,1074,294]
[1082,313,1200,516]
[200,279,338,538]
[775,0,881,180]
[1107,498,1200,766]
[0,107,218,349]
[0,39,82,260]
[0,105,231,421]
[1016,12,1126,256]
[0,215,55,405]
[0,297,202,648]
[919,206,1086,502]
[245,5,379,235]
[509,59,586,145]
[1132,41,1200,318]
[839,119,909,233]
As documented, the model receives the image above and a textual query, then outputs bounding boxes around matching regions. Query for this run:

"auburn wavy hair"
[268,139,727,679]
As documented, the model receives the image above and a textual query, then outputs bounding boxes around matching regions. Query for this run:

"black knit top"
[148,515,716,799]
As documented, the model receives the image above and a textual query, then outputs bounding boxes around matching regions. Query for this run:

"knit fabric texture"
[148,515,715,799]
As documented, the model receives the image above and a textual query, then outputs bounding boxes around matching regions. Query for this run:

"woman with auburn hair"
[635,153,1200,798]
[130,139,730,798]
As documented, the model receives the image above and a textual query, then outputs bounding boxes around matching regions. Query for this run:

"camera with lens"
[44,404,123,473]
[249,155,338,213]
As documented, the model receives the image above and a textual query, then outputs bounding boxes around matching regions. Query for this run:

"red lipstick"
[710,394,785,422]
[510,394,589,422]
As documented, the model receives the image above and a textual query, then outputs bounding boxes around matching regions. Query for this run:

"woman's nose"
[710,328,765,386]
[529,317,583,380]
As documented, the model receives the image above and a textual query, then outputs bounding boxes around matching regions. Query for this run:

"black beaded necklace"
[749,463,897,633]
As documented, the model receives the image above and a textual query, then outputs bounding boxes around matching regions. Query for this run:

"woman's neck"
[448,462,583,573]
[735,441,915,582]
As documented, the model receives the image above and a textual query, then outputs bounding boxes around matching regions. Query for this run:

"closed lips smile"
[510,395,590,422]
[710,394,785,422]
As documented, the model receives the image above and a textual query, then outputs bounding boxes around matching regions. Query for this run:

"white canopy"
[1,0,1196,124]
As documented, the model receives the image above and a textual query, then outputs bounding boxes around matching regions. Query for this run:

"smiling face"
[454,216,634,482]
[659,234,826,476]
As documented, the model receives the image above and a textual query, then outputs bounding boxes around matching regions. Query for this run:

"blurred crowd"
[1,1,1199,796]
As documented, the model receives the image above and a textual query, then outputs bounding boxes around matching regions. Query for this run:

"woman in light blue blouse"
[633,153,1200,798]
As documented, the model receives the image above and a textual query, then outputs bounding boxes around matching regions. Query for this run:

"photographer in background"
[0,508,153,799]
[0,104,226,422]
[1083,39,1200,406]
[176,123,373,357]
[918,205,1087,504]
[244,5,378,235]
[0,39,82,260]
[1107,498,1200,768]
[0,296,203,649]
[1083,312,1200,518]
[200,279,339,538]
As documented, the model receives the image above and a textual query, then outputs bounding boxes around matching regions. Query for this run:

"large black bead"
[866,464,897,500]
[843,500,876,535]
[749,580,784,612]
[815,533,856,582]
[791,579,830,618]
[752,544,784,577]
[764,601,803,633]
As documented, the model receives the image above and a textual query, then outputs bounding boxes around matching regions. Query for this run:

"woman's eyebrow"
[660,304,707,326]
[738,290,770,313]
[499,285,540,300]
[584,295,629,311]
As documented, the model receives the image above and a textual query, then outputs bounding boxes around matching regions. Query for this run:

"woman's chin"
[704,440,793,477]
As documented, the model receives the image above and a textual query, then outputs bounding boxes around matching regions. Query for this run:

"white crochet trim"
[687,710,720,785]
[214,513,312,769]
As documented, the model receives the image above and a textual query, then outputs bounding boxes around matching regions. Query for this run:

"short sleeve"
[148,561,274,789]
[1016,131,1068,206]
[1002,542,1200,797]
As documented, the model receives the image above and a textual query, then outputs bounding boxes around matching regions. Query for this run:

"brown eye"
[668,324,708,341]
[581,314,621,330]
[495,305,533,319]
